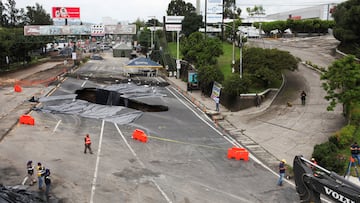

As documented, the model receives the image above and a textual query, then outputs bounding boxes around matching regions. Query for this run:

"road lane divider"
[114,123,172,203]
[147,135,225,151]
[52,119,62,134]
[90,119,105,203]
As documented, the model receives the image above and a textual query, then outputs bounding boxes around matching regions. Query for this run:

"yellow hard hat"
[281,159,286,164]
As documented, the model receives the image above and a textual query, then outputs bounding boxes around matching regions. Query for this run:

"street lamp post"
[148,16,156,49]
[239,31,243,79]
[231,2,235,73]
[232,29,235,73]
[222,23,242,78]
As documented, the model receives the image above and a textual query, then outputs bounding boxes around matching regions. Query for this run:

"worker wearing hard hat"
[310,158,318,172]
[277,159,287,186]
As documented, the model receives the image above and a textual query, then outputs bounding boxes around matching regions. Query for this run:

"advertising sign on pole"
[91,25,105,36]
[165,16,184,23]
[52,7,80,19]
[72,52,77,60]
[165,24,182,32]
[188,72,198,84]
[165,16,184,32]
[211,81,222,99]
[206,0,223,23]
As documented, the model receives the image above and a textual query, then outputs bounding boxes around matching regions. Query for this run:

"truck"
[293,155,360,203]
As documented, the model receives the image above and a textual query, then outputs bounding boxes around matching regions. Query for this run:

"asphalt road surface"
[0,53,299,202]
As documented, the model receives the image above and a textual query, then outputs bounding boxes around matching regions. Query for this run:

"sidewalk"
[166,77,281,170]
[166,76,360,187]
[0,62,64,141]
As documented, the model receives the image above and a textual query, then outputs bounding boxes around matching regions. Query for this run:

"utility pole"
[148,16,156,49]
[231,1,236,73]
[205,0,207,37]
[239,31,243,79]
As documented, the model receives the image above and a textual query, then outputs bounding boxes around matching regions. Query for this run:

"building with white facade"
[266,3,337,21]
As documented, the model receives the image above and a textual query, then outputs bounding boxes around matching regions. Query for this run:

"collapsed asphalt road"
[37,81,169,125]
[0,53,300,202]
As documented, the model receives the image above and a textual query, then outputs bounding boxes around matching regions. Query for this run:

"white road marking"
[167,87,332,202]
[90,119,105,203]
[81,81,87,87]
[52,120,62,134]
[114,123,172,203]
[166,89,297,176]
[21,176,28,185]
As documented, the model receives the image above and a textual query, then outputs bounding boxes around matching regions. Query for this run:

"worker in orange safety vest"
[84,134,93,154]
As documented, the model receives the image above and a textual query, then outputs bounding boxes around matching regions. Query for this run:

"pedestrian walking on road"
[84,134,93,154]
[277,159,287,186]
[301,91,307,105]
[351,142,360,165]
[24,160,36,186]
[214,96,220,112]
[44,169,51,198]
[37,162,45,190]
[255,94,261,107]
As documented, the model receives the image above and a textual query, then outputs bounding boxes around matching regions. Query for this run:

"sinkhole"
[75,88,168,112]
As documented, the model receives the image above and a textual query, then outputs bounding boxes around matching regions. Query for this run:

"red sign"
[290,16,301,20]
[52,7,80,19]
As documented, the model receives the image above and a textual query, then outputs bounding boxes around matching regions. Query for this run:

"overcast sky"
[15,0,346,24]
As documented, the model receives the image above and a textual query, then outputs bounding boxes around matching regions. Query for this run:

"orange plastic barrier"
[19,115,35,125]
[14,85,22,92]
[132,129,147,143]
[227,147,249,161]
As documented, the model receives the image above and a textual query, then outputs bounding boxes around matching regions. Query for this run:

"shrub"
[349,102,360,124]
[334,125,355,148]
[312,142,346,172]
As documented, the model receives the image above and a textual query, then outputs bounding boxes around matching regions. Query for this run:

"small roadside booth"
[113,43,133,58]
[124,57,163,77]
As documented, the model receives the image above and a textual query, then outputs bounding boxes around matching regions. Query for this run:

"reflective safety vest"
[85,136,91,144]
[37,166,45,177]
[27,164,34,175]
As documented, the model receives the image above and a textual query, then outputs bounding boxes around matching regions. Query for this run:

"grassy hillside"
[168,42,240,79]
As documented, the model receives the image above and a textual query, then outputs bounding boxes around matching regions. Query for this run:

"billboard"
[24,25,136,36]
[206,0,223,23]
[52,7,80,19]
[91,25,105,36]
[165,16,184,32]
[211,81,222,99]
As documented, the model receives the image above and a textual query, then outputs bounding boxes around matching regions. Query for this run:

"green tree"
[332,0,360,57]
[333,0,360,45]
[312,142,345,172]
[138,28,151,52]
[167,0,195,16]
[182,12,203,37]
[321,55,360,112]
[246,5,265,17]
[146,18,161,27]
[4,0,19,27]
[0,27,55,69]
[24,3,53,25]
[223,0,241,19]
[197,65,224,95]
[0,1,7,26]
[133,19,145,42]
[243,47,298,88]
[222,73,251,96]
[181,32,223,68]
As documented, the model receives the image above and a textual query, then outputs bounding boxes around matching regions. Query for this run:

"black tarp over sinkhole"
[75,88,168,112]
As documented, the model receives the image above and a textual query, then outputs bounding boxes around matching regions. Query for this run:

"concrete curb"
[165,76,286,171]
